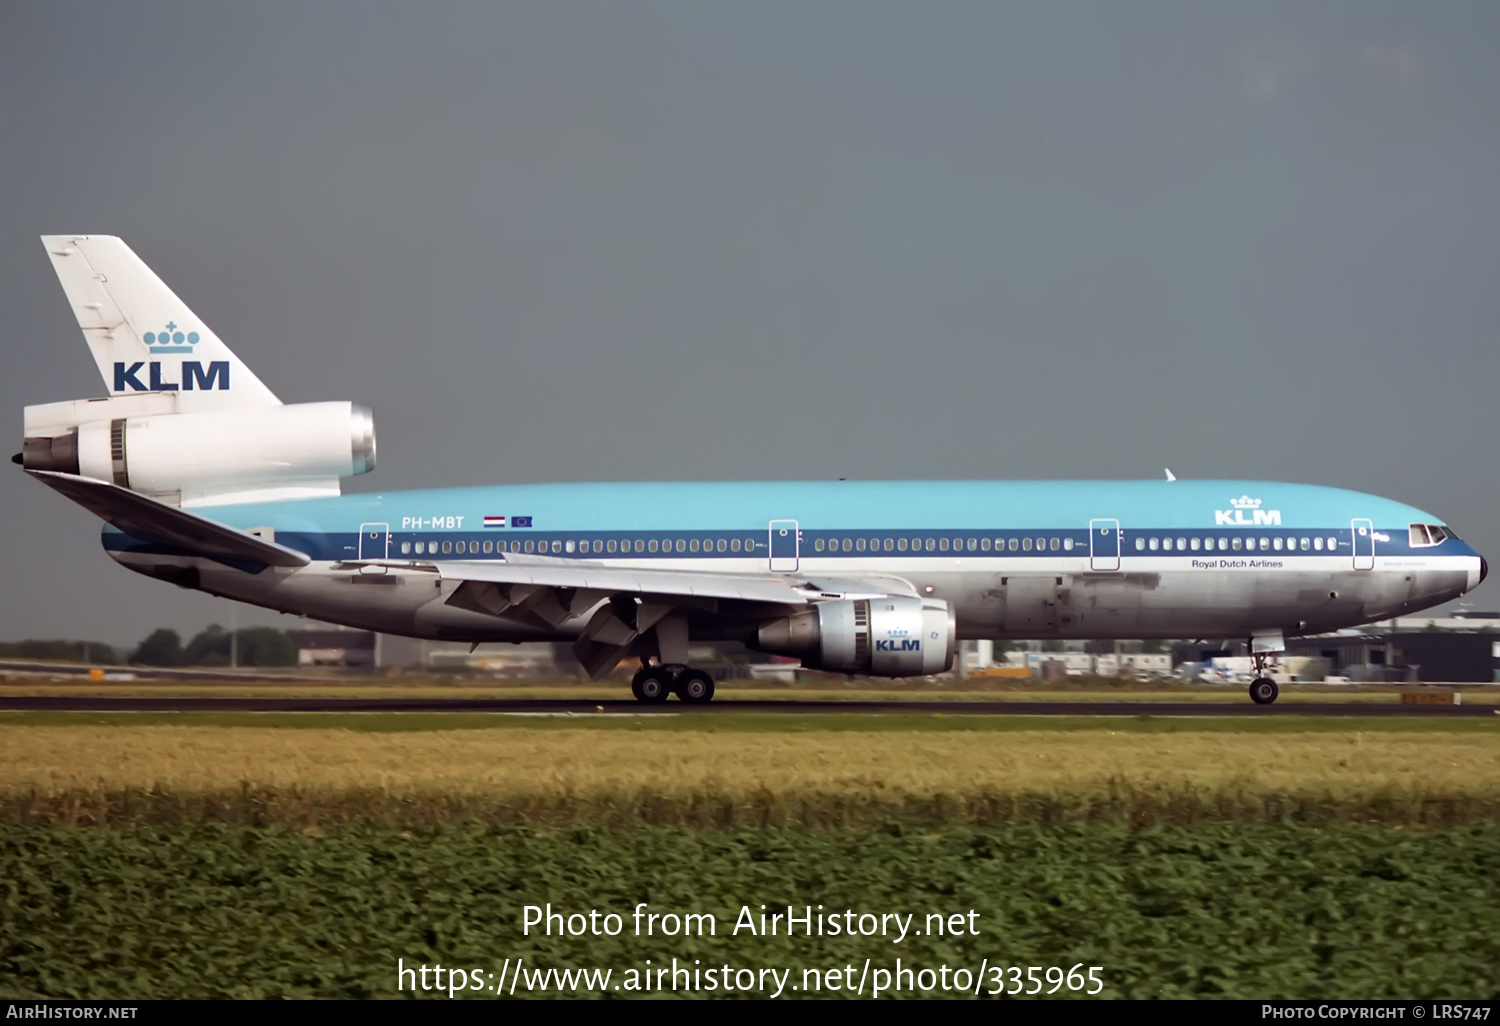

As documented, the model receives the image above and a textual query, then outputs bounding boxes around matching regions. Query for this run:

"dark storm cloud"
[1,2,1496,643]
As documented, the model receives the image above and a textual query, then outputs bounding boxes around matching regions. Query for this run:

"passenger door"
[1089,519,1121,572]
[1352,519,1375,571]
[769,519,800,572]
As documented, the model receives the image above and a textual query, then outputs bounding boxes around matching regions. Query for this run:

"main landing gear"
[630,663,716,705]
[1248,649,1279,706]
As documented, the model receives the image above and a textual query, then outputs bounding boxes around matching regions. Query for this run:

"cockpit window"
[1409,524,1449,548]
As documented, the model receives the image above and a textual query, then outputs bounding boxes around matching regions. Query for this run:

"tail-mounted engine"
[757,596,956,676]
[19,395,374,507]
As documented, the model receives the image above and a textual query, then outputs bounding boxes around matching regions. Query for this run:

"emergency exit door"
[769,520,800,572]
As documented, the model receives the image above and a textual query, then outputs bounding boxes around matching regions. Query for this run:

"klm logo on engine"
[875,639,921,652]
[1215,495,1282,527]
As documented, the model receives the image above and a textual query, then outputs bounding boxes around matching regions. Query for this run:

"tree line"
[0,625,300,667]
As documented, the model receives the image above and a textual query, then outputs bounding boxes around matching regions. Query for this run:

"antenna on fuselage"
[1165,468,1177,482]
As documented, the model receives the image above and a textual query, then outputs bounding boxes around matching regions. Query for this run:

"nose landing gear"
[1248,647,1279,705]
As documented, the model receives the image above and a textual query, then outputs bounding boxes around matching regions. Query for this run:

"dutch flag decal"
[483,516,506,528]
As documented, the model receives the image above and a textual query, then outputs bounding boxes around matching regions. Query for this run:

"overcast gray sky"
[2,2,1496,646]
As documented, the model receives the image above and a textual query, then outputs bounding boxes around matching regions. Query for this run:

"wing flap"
[427,559,813,605]
[26,470,310,568]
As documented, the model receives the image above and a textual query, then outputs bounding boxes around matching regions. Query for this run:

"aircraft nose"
[1482,557,1489,587]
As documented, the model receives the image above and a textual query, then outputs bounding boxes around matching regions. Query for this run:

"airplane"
[16,236,1487,705]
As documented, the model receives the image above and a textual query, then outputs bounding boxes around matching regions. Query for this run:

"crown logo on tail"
[143,321,201,355]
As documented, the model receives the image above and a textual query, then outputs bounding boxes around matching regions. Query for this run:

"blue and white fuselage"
[22,235,1487,704]
[101,478,1483,644]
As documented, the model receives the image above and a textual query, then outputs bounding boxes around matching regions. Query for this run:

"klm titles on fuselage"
[1214,496,1282,527]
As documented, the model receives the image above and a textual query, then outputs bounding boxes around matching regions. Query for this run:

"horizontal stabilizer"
[25,470,310,568]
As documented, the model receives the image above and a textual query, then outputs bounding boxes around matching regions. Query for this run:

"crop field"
[2,723,1497,827]
[2,822,1497,999]
[3,717,1495,1000]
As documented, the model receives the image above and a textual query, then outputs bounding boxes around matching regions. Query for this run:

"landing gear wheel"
[632,668,673,704]
[1249,677,1279,705]
[675,669,716,704]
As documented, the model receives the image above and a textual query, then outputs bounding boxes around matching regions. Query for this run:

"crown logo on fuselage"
[1230,495,1262,510]
[143,321,200,355]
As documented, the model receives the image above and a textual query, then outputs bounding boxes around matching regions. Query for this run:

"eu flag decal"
[511,516,533,528]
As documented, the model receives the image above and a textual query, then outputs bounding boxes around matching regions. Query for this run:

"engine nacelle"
[757,597,956,677]
[21,401,375,507]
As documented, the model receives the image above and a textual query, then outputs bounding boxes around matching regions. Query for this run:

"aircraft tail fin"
[41,235,280,410]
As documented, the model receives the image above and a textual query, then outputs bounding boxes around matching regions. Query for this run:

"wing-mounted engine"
[18,394,375,507]
[757,596,956,676]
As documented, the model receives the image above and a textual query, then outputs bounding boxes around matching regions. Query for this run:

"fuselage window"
[1135,538,1145,551]
[1030,537,1041,551]
[1300,537,1310,551]
[1148,537,1159,551]
[661,538,671,552]
[730,538,741,553]
[1008,538,1018,552]
[856,538,867,552]
[1022,538,1033,552]
[401,541,412,554]
[745,537,756,551]
[481,540,492,554]
[1063,537,1074,552]
[1272,538,1284,551]
[1313,537,1323,551]
[1327,537,1337,550]
[924,538,935,552]
[413,541,423,554]
[689,538,700,553]
[815,538,826,552]
[550,540,561,554]
[1217,538,1227,551]
[607,539,618,554]
[965,538,976,551]
[884,537,894,552]
[897,538,909,552]
[648,539,659,553]
[1049,537,1059,551]
[912,537,922,551]
[1190,537,1201,551]
[675,539,686,553]
[939,537,950,552]
[1258,537,1269,551]
[717,538,727,553]
[1232,537,1242,551]
[981,537,992,552]
[1176,538,1186,551]
[565,540,576,554]
[441,540,452,554]
[1245,538,1256,551]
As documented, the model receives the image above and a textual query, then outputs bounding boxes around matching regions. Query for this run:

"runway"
[0,696,1490,716]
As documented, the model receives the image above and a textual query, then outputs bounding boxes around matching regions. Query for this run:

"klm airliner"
[18,236,1487,704]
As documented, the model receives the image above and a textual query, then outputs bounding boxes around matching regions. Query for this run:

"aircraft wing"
[349,556,919,679]
[24,470,311,569]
